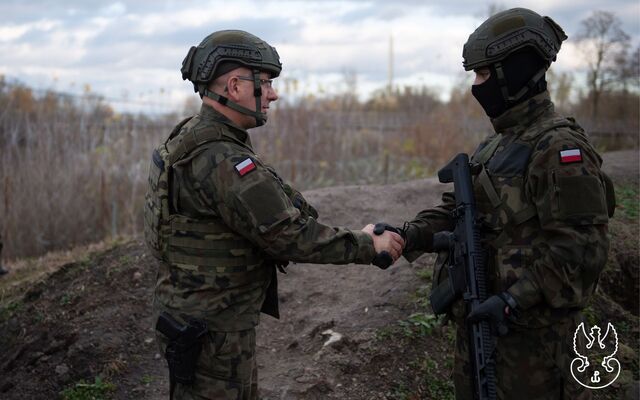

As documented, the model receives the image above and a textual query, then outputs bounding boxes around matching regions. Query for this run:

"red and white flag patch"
[235,157,256,176]
[559,148,582,164]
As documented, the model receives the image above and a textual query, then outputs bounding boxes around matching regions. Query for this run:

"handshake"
[361,223,406,269]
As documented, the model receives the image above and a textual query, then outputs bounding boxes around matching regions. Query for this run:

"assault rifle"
[429,153,497,400]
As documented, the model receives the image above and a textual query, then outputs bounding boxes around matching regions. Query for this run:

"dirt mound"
[0,151,637,400]
[0,240,165,399]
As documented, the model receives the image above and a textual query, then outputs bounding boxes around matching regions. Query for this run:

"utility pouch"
[156,311,208,393]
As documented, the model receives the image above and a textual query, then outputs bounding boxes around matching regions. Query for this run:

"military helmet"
[180,30,282,127]
[462,8,567,71]
[181,30,281,91]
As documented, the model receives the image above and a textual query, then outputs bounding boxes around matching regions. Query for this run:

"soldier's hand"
[361,224,404,265]
[467,292,517,336]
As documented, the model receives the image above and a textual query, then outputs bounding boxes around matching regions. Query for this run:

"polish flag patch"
[235,157,256,176]
[559,148,582,164]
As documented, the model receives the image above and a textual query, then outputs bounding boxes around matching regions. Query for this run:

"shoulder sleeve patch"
[559,148,582,164]
[235,157,256,177]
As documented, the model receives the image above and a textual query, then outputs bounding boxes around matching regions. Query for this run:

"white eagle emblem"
[570,322,621,389]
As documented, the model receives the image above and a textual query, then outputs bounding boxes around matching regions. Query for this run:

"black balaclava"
[472,48,548,118]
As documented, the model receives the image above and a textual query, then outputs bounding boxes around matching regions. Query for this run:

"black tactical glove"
[467,292,518,336]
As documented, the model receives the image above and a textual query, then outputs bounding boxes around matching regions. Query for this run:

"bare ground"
[0,150,637,400]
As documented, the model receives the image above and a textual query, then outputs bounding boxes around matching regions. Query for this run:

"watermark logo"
[570,322,621,389]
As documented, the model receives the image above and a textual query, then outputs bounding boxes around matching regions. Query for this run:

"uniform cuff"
[352,231,377,264]
[401,225,432,262]
[507,272,542,310]
[404,225,433,252]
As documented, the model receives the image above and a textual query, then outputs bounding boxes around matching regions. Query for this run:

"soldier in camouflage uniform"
[144,30,404,400]
[0,234,7,276]
[399,8,615,400]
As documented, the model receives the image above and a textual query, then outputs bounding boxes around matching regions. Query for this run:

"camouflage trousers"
[158,328,258,400]
[453,313,592,400]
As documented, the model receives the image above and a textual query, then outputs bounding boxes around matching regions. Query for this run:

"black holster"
[156,311,207,399]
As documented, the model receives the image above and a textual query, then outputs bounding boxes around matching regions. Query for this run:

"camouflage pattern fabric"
[452,312,592,400]
[148,104,376,398]
[157,328,258,400]
[152,104,376,332]
[404,91,612,399]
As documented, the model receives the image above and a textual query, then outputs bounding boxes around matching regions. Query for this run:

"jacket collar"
[199,103,253,150]
[490,91,554,136]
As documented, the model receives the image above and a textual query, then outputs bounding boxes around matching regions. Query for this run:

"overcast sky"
[1,0,638,113]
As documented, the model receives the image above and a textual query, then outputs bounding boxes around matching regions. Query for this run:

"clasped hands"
[361,223,405,268]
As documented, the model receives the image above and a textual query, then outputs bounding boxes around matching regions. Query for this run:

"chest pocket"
[486,142,531,177]
[473,139,537,235]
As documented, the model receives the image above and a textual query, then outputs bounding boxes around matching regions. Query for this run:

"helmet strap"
[251,69,264,126]
[203,89,267,127]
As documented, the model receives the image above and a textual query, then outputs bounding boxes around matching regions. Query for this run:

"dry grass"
[0,77,637,262]
[0,236,123,306]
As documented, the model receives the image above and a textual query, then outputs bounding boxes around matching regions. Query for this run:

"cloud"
[0,19,61,42]
[275,7,475,80]
[2,0,638,113]
[100,2,127,16]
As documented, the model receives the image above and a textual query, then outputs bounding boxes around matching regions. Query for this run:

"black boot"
[0,266,8,276]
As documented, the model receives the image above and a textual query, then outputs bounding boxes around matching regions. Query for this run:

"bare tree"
[340,68,359,110]
[613,45,640,93]
[547,69,574,113]
[576,10,630,119]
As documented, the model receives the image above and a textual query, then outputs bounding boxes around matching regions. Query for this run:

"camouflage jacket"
[151,104,376,331]
[404,92,614,328]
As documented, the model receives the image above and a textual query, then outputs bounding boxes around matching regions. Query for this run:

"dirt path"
[256,178,448,399]
[0,150,636,400]
[0,176,448,400]
[601,149,639,185]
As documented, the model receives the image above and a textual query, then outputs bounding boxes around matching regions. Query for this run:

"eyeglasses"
[236,76,274,89]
